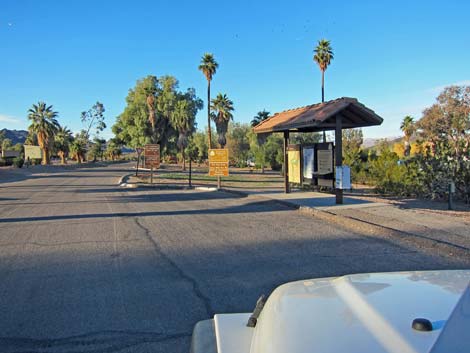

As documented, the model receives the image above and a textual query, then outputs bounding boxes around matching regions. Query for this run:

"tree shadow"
[0,233,467,353]
[0,199,289,224]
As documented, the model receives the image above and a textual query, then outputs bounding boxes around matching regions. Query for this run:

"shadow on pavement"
[0,232,468,353]
[0,199,290,223]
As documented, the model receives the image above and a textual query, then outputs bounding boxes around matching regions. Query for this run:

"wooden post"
[335,116,343,204]
[150,166,154,184]
[217,176,221,189]
[284,131,290,194]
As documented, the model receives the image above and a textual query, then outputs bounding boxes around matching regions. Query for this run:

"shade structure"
[252,97,383,134]
[252,97,383,203]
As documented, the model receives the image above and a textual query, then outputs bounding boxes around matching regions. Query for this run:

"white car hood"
[248,270,470,353]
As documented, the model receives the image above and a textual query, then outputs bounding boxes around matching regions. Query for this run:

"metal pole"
[284,131,290,193]
[189,158,192,188]
[136,152,140,176]
[335,116,343,204]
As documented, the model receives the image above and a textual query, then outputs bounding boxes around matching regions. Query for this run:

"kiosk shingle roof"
[253,97,383,133]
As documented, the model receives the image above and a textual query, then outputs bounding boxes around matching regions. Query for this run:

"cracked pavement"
[0,163,469,353]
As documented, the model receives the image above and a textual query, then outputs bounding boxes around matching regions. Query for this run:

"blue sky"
[1,0,469,140]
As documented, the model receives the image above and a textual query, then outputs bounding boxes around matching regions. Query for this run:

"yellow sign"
[209,149,229,176]
[288,148,301,184]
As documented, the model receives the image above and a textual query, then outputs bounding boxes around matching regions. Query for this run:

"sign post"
[208,149,229,189]
[144,144,160,184]
[135,147,144,176]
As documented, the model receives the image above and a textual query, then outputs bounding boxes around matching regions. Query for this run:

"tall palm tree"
[27,102,59,164]
[400,115,415,157]
[54,125,72,164]
[313,39,334,103]
[251,110,270,127]
[211,93,234,148]
[198,53,219,149]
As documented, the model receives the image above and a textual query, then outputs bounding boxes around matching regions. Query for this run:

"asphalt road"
[0,163,468,353]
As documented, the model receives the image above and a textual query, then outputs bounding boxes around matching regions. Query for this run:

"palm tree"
[54,125,72,164]
[211,93,234,148]
[198,53,219,149]
[70,134,87,163]
[400,116,415,157]
[171,100,192,171]
[251,110,270,127]
[170,90,203,170]
[313,39,334,103]
[106,138,122,161]
[27,102,59,164]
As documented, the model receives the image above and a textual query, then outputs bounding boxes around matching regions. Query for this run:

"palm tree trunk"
[321,70,325,103]
[207,80,212,149]
[41,148,48,165]
[59,151,66,164]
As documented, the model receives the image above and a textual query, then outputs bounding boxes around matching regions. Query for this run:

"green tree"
[313,39,334,103]
[81,101,106,139]
[170,88,203,170]
[187,130,209,164]
[113,75,177,154]
[251,110,270,127]
[70,131,88,163]
[54,125,72,164]
[0,130,5,151]
[400,116,415,157]
[24,132,38,145]
[1,138,12,152]
[226,123,251,167]
[198,53,219,149]
[106,138,122,161]
[368,144,423,196]
[416,85,470,201]
[89,137,106,162]
[342,128,363,174]
[156,76,181,155]
[264,133,284,171]
[211,93,234,148]
[27,102,59,164]
[248,129,268,173]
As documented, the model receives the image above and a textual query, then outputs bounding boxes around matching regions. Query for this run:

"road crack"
[133,217,215,318]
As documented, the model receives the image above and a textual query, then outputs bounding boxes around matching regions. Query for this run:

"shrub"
[13,157,24,168]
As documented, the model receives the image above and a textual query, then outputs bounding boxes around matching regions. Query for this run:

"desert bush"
[13,157,24,168]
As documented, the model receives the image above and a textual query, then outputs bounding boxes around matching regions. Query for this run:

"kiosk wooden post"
[335,116,343,204]
[283,131,290,194]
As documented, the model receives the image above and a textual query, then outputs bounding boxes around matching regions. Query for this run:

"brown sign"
[144,144,160,169]
[208,149,229,176]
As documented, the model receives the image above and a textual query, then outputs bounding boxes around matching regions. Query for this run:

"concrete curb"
[219,188,470,260]
[118,173,133,187]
